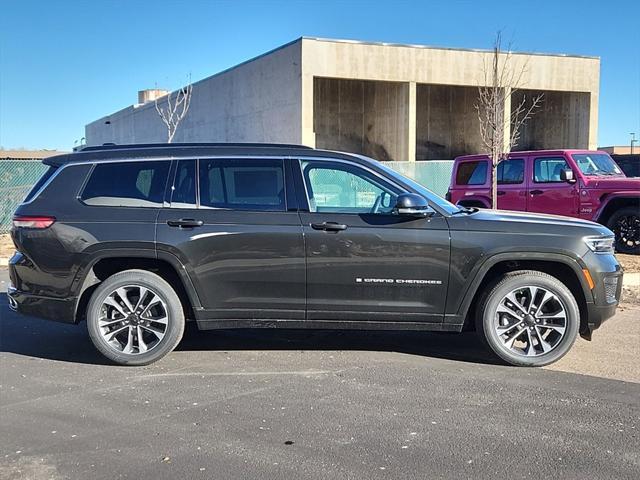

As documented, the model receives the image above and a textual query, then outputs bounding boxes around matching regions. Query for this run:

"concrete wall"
[300,38,601,154]
[85,41,303,146]
[314,78,409,161]
[513,90,591,150]
[415,84,483,160]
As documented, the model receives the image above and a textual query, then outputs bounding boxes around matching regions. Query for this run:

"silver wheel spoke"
[534,291,554,316]
[137,326,148,353]
[504,326,527,349]
[122,327,135,354]
[505,293,528,315]
[103,297,128,318]
[141,324,165,340]
[134,287,149,313]
[497,303,522,319]
[106,325,128,342]
[115,288,135,314]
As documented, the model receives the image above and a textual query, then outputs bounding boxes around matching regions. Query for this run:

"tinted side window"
[170,159,196,208]
[301,161,399,214]
[199,159,285,211]
[81,161,170,207]
[497,159,524,185]
[534,157,568,183]
[456,161,488,185]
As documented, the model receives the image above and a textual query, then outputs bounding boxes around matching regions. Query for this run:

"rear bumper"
[6,286,77,324]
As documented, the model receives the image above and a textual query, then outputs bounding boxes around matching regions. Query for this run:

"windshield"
[359,156,461,215]
[572,153,625,177]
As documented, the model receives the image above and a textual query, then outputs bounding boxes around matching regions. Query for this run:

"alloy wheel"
[98,285,169,355]
[615,214,640,249]
[493,286,567,357]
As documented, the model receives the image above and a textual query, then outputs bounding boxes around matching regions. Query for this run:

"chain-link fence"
[386,160,454,197]
[0,160,49,233]
[0,159,455,234]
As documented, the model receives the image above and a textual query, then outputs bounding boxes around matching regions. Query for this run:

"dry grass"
[0,234,15,258]
[618,254,640,274]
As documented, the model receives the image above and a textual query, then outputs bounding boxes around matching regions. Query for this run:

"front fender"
[446,250,593,325]
[594,191,640,222]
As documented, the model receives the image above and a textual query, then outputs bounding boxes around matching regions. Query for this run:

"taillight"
[12,215,56,229]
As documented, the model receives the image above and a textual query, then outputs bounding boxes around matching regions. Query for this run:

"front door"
[496,158,527,211]
[527,156,578,217]
[156,157,305,321]
[295,159,450,324]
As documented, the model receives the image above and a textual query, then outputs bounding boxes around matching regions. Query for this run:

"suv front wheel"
[476,270,579,367]
[86,269,185,366]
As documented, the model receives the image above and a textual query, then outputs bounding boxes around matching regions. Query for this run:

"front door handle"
[167,218,204,228]
[530,190,544,196]
[311,222,348,232]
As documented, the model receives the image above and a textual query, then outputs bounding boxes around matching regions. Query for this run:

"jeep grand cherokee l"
[8,143,623,366]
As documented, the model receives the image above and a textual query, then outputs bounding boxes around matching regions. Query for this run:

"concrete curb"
[0,257,8,267]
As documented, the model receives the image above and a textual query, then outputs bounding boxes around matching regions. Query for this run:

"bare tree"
[155,76,193,143]
[476,32,543,208]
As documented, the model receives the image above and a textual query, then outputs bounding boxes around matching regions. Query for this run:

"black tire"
[606,206,640,255]
[86,269,185,366]
[475,270,579,367]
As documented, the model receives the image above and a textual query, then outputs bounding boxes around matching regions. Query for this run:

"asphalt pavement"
[1,269,639,479]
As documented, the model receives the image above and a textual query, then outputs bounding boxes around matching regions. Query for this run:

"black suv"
[8,143,623,367]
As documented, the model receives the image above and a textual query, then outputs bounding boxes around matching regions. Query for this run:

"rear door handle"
[311,222,348,232]
[167,218,204,228]
[497,190,506,196]
[530,190,544,196]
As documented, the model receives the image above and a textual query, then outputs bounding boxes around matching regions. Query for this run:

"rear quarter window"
[456,161,488,185]
[23,165,58,203]
[81,161,170,207]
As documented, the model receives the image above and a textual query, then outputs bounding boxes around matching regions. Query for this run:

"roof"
[302,36,599,60]
[453,149,606,161]
[1,149,68,160]
[43,142,356,167]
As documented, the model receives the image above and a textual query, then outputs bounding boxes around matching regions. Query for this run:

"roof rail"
[80,142,313,152]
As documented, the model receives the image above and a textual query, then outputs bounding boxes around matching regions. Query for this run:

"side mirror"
[560,168,576,183]
[394,193,435,217]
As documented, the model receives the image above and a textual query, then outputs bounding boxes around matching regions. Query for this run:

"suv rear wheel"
[476,270,579,367]
[607,206,640,255]
[86,269,185,366]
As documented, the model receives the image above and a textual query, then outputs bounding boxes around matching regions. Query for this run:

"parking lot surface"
[1,285,639,480]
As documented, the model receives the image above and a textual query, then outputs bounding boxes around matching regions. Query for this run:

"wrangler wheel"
[607,206,640,255]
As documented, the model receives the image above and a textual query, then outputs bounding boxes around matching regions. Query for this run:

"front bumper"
[580,252,623,339]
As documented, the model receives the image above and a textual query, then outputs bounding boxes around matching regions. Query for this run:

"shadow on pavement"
[0,295,501,366]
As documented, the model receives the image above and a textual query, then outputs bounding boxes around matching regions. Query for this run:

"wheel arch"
[595,194,640,224]
[74,252,201,324]
[458,253,592,337]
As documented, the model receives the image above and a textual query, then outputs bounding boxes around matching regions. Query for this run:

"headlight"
[583,235,615,254]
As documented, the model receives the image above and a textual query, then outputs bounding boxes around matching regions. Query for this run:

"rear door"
[294,158,450,324]
[156,157,305,321]
[527,156,578,217]
[496,158,526,210]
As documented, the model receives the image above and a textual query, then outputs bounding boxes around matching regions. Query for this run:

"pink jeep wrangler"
[447,150,640,254]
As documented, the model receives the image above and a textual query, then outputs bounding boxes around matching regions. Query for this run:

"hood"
[451,208,613,237]
[581,176,640,190]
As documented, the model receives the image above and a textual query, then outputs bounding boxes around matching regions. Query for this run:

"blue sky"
[1,0,639,151]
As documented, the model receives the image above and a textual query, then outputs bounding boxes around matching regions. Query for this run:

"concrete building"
[86,37,600,161]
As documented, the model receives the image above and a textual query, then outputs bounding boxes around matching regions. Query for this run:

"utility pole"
[631,132,637,154]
